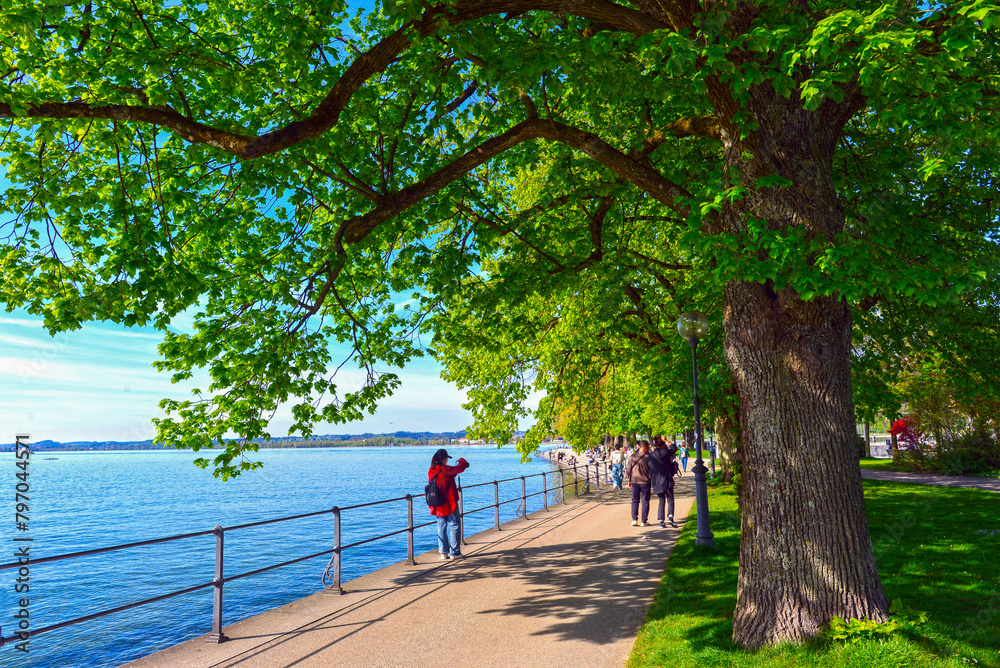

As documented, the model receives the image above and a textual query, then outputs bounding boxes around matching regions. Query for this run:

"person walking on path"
[428,449,469,560]
[609,445,626,489]
[649,438,680,528]
[680,442,689,471]
[627,441,652,526]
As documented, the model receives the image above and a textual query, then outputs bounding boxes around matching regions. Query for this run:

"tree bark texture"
[716,89,889,647]
[864,421,871,458]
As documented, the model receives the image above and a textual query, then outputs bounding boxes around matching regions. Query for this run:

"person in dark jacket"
[626,441,651,526]
[649,438,680,528]
[428,449,469,559]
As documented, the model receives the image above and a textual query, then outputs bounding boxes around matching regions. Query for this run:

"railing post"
[585,464,590,493]
[207,525,227,643]
[542,471,549,511]
[458,476,466,546]
[333,506,344,595]
[520,476,527,519]
[406,494,415,565]
[494,480,500,530]
[574,463,579,498]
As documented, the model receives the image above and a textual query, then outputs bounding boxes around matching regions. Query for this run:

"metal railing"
[0,458,611,649]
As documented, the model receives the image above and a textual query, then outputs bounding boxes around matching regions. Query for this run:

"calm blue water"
[0,446,563,667]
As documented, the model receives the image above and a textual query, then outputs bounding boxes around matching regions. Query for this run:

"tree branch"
[2,0,668,160]
[644,115,722,150]
[336,118,693,246]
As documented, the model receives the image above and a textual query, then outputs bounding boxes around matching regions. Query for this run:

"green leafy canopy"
[1,0,998,478]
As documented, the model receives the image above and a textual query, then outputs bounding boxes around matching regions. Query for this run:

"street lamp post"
[677,311,715,548]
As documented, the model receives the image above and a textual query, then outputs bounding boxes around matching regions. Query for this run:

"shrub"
[825,616,899,643]
[935,433,1000,477]
[824,599,927,645]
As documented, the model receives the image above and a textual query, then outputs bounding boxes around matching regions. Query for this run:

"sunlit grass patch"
[628,481,1000,668]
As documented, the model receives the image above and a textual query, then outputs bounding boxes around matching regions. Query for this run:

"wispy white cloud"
[99,328,164,340]
[0,332,60,348]
[1,317,48,328]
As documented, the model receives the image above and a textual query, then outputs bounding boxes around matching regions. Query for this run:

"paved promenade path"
[861,469,1000,493]
[126,476,696,668]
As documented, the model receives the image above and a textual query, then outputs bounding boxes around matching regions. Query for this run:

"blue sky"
[0,305,480,442]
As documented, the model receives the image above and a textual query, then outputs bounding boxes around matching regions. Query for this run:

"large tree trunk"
[725,284,888,647]
[715,86,889,647]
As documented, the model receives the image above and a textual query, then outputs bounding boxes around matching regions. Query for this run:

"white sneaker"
[631,520,639,527]
[640,522,650,527]
[441,553,451,560]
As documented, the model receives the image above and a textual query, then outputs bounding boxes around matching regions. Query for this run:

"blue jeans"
[436,512,460,555]
[611,463,624,489]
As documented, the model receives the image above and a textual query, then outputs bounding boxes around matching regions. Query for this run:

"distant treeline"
[264,436,454,448]
[0,431,467,452]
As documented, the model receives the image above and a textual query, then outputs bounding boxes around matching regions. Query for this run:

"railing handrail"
[0,455,609,651]
[461,470,548,489]
[0,527,217,570]
[0,467,567,572]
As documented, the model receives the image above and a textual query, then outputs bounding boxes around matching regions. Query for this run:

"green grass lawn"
[628,480,1000,668]
[858,457,913,473]
[857,457,1000,479]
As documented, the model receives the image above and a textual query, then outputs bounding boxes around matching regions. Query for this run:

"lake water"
[0,446,563,667]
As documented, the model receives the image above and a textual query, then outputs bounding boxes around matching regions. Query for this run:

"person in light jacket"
[626,441,651,526]
[428,449,469,560]
[648,438,680,528]
[609,446,626,489]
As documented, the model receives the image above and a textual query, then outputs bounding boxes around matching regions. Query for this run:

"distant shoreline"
[0,433,466,452]
[0,432,548,453]
[2,443,437,453]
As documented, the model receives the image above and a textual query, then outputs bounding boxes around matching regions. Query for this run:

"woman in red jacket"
[428,449,469,560]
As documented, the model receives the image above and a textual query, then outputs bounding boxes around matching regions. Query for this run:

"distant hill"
[0,431,469,452]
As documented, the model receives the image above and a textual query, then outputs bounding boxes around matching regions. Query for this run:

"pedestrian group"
[624,437,681,528]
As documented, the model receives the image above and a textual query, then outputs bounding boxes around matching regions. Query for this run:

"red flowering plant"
[889,418,924,452]
[889,418,935,471]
